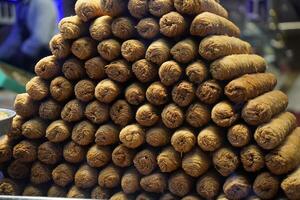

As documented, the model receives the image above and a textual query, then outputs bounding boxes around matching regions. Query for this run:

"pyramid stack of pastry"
[0,0,300,199]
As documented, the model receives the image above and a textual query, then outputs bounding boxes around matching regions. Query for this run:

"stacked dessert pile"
[0,0,300,199]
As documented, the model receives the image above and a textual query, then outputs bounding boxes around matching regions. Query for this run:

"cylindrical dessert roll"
[112,144,135,167]
[84,56,107,80]
[74,164,98,189]
[171,38,197,63]
[253,172,279,199]
[146,39,171,65]
[197,125,223,152]
[225,73,277,103]
[46,120,71,143]
[91,186,110,199]
[240,145,264,172]
[75,0,101,22]
[105,60,132,83]
[211,101,239,128]
[52,163,75,187]
[140,173,167,193]
[110,100,133,127]
[190,12,240,37]
[227,124,251,148]
[99,0,126,17]
[89,16,113,41]
[149,0,173,16]
[50,76,73,102]
[186,103,210,128]
[125,83,145,105]
[85,100,109,124]
[132,59,158,83]
[39,99,62,120]
[22,184,45,196]
[121,168,140,194]
[119,124,145,149]
[61,99,84,122]
[254,112,297,150]
[146,82,168,106]
[136,104,160,127]
[281,167,300,200]
[7,159,30,179]
[196,172,221,199]
[0,135,12,163]
[182,148,210,177]
[49,34,71,59]
[136,193,155,200]
[242,90,289,125]
[186,60,208,84]
[110,192,132,200]
[52,171,73,193]
[159,12,186,37]
[74,80,95,102]
[62,58,86,81]
[146,126,170,147]
[95,123,119,146]
[86,145,111,168]
[174,0,228,17]
[47,185,67,197]
[30,161,52,184]
[159,193,177,200]
[0,179,21,195]
[71,37,97,60]
[63,141,86,164]
[58,15,87,39]
[172,81,195,107]
[26,76,49,101]
[67,185,89,199]
[168,171,192,197]
[196,79,222,104]
[95,79,120,103]
[38,141,62,165]
[134,149,157,175]
[128,0,148,18]
[111,17,135,40]
[136,18,160,39]
[46,186,64,198]
[211,55,266,81]
[266,127,300,175]
[161,103,184,129]
[14,93,38,118]
[213,147,239,176]
[97,39,121,61]
[34,56,60,80]
[200,36,252,60]
[171,128,196,153]
[159,60,182,86]
[22,118,47,139]
[45,118,66,140]
[8,115,24,140]
[157,146,181,173]
[98,165,121,188]
[121,39,146,62]
[223,175,251,200]
[72,120,96,145]
[26,186,46,197]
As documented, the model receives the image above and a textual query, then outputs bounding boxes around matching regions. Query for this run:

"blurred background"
[0,0,299,123]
